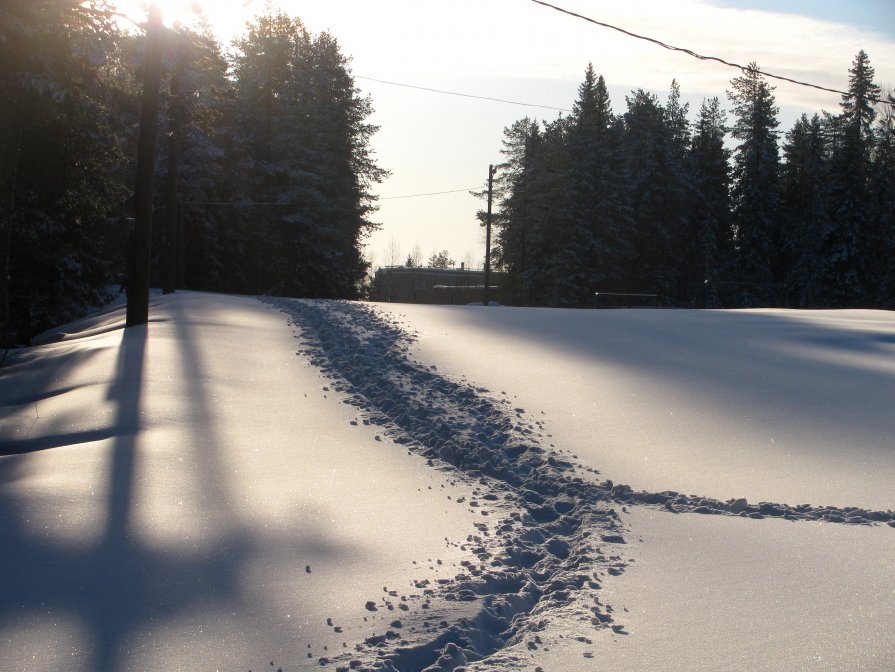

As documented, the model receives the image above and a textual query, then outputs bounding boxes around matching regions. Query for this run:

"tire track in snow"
[265,298,895,671]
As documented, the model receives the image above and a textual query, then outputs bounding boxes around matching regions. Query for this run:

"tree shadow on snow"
[0,325,238,672]
[451,306,895,457]
[0,324,207,670]
[0,295,365,672]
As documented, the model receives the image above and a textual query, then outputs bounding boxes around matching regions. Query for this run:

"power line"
[154,201,291,209]
[379,187,480,200]
[355,75,572,113]
[152,189,478,209]
[529,0,894,108]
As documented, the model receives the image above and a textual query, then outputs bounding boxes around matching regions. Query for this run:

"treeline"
[0,1,384,346]
[489,56,894,308]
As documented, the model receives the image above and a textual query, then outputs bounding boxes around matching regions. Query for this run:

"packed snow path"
[268,298,895,671]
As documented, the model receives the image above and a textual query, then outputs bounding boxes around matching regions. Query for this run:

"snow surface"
[374,304,895,511]
[1,292,893,672]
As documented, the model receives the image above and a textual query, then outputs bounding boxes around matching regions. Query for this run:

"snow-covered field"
[1,292,893,672]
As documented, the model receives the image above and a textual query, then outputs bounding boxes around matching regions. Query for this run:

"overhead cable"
[355,75,572,113]
[529,0,893,108]
[379,187,480,200]
[157,189,477,208]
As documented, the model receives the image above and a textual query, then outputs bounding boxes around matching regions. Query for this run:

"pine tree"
[727,63,781,306]
[427,250,454,269]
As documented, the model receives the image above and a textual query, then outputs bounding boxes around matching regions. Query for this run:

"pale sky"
[119,0,895,269]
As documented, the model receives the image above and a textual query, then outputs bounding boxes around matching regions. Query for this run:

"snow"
[377,305,895,511]
[1,292,893,672]
[533,509,895,672]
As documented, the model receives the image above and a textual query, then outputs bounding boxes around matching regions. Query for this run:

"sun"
[157,0,203,27]
[111,0,261,34]
[109,0,186,29]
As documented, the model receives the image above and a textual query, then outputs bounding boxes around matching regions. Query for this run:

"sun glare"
[112,0,261,35]
[157,0,202,28]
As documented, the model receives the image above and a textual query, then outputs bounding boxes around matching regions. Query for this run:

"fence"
[593,292,659,308]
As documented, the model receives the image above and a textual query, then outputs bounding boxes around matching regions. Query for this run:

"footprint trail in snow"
[265,298,894,671]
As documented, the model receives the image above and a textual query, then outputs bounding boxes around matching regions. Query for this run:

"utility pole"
[484,164,494,307]
[126,1,163,326]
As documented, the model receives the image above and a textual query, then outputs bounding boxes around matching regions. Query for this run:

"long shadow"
[0,384,88,407]
[169,303,232,518]
[0,323,247,672]
[0,428,123,455]
[1,293,371,671]
[94,324,145,672]
[1,338,110,455]
[0,348,103,401]
[446,306,895,456]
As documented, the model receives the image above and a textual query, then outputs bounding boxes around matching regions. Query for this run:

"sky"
[117,0,895,270]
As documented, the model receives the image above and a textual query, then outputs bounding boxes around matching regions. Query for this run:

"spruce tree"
[556,64,631,305]
[780,114,828,306]
[821,50,881,306]
[666,79,691,151]
[727,63,781,306]
[687,97,731,307]
[298,31,387,297]
[622,84,689,303]
[150,23,233,293]
[492,118,541,304]
[229,10,385,298]
[230,11,310,295]
[523,116,572,305]
[486,115,571,306]
[872,93,895,307]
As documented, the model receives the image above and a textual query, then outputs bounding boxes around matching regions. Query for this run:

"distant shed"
[371,266,503,304]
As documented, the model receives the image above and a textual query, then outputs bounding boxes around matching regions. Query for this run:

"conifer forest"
[1,1,893,346]
[493,57,895,309]
[1,1,385,345]
[489,58,894,309]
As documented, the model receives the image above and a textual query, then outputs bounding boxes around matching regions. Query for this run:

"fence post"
[484,164,494,307]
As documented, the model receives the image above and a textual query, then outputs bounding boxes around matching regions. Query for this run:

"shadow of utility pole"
[0,324,248,672]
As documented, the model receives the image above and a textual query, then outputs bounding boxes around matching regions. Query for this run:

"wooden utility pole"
[126,1,163,326]
[484,164,494,307]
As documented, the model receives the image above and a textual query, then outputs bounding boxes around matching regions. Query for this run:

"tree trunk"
[163,69,181,295]
[126,2,163,326]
